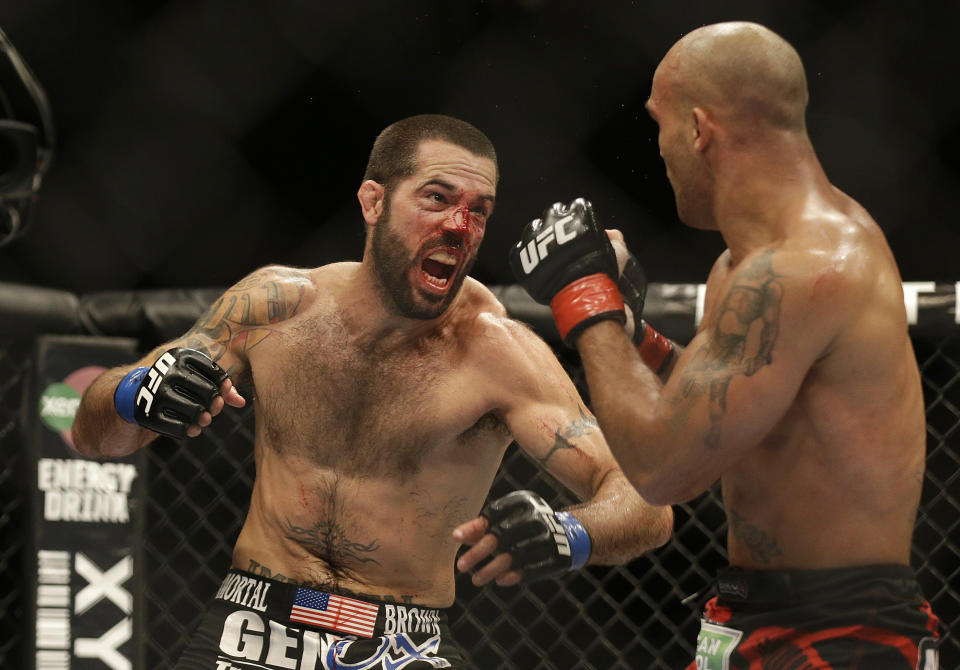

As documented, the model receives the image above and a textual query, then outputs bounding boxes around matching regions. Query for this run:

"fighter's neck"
[714,143,832,264]
[343,261,463,341]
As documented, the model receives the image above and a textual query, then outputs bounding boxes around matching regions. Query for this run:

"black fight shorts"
[686,564,941,670]
[173,569,469,670]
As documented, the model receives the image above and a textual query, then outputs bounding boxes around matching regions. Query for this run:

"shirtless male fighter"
[72,114,672,669]
[511,23,941,670]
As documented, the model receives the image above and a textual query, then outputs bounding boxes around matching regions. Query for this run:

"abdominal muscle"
[231,441,505,607]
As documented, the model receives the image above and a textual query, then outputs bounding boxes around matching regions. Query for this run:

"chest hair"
[257,309,492,478]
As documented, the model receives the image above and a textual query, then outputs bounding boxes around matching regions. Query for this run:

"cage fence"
[0,286,957,669]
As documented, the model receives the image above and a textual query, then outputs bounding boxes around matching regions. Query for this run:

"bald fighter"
[512,23,940,670]
[73,114,672,669]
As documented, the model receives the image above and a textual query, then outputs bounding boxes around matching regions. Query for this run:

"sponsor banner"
[27,335,143,670]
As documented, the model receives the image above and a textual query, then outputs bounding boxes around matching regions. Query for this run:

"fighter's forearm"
[580,320,733,506]
[565,469,673,565]
[576,321,699,505]
[579,320,664,446]
[72,367,159,459]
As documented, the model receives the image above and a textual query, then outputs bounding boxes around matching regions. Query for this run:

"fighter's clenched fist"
[114,347,240,438]
[454,490,592,586]
[511,198,676,372]
[509,198,625,345]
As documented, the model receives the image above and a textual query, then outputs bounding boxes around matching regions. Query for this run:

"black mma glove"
[481,490,591,582]
[618,249,647,344]
[509,198,624,345]
[113,347,229,438]
[617,251,675,373]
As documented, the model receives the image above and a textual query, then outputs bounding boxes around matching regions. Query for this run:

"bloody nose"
[449,206,472,232]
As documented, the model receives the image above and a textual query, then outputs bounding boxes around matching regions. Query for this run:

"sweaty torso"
[705,193,926,570]
[234,265,514,606]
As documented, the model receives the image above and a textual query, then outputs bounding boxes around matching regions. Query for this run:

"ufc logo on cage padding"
[136,351,176,417]
[518,215,578,274]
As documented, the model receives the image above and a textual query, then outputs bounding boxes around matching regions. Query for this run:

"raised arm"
[72,265,313,459]
[454,318,672,586]
[508,198,845,507]
[576,245,840,504]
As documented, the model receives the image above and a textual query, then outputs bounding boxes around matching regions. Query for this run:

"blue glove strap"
[555,511,592,570]
[114,367,148,424]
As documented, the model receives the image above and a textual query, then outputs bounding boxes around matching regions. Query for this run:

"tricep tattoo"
[675,250,784,448]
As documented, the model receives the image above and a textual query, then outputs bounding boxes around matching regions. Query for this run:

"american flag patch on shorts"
[289,587,380,638]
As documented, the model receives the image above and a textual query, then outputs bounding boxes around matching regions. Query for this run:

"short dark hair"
[363,114,498,188]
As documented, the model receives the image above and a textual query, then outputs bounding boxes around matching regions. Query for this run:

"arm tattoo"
[537,405,599,465]
[675,250,784,448]
[184,268,311,363]
[728,510,782,564]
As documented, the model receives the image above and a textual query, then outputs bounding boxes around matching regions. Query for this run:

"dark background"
[0,0,956,293]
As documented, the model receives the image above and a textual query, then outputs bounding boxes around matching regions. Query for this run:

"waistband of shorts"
[213,569,449,639]
[714,564,920,604]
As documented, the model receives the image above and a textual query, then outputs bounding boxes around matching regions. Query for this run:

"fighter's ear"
[358,180,385,226]
[691,107,713,155]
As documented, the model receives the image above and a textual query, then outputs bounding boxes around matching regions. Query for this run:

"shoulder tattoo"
[184,267,311,362]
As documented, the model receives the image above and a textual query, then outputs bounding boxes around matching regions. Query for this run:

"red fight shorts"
[686,564,941,670]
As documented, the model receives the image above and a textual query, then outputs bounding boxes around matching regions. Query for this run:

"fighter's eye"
[429,192,446,203]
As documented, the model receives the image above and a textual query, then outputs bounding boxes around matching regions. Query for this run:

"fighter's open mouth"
[421,250,457,287]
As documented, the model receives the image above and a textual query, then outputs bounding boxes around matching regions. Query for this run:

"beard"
[371,208,476,320]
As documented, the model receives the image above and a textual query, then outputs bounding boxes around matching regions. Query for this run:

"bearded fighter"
[73,114,672,670]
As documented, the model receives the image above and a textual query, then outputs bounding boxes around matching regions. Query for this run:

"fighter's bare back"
[677,191,925,570]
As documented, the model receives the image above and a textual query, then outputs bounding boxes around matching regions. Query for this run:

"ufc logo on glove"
[137,351,177,416]
[534,500,572,557]
[114,347,229,438]
[517,214,578,273]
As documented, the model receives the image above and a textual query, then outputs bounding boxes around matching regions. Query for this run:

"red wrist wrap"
[637,322,675,373]
[550,273,625,342]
